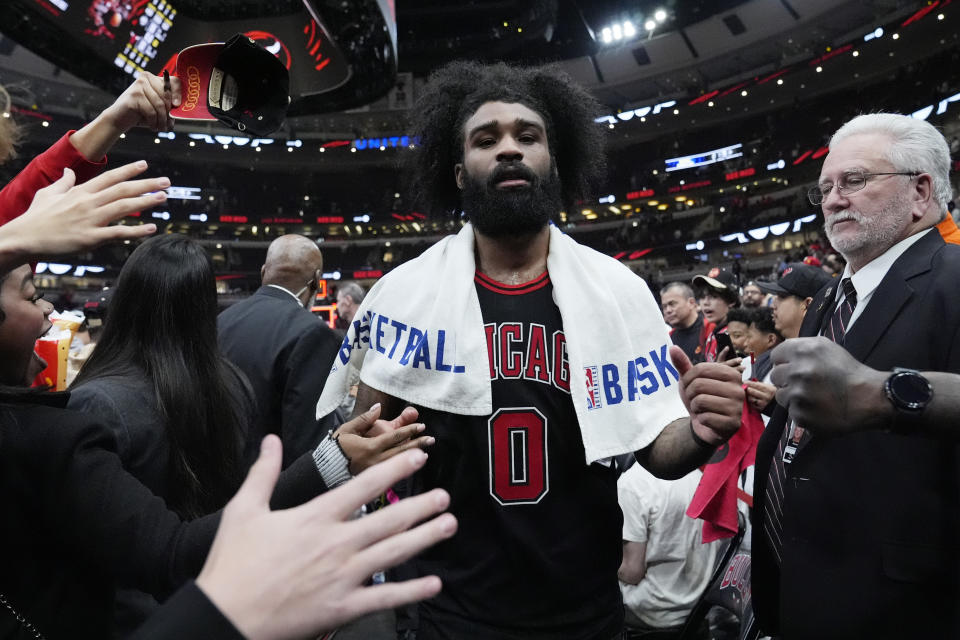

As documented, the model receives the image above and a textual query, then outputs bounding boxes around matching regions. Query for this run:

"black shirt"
[412,272,623,640]
[670,312,707,364]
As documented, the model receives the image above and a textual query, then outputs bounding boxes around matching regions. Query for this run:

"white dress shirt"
[832,228,932,331]
[266,283,304,306]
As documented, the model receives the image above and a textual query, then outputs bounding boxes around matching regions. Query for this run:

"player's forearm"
[352,382,404,420]
[634,417,715,480]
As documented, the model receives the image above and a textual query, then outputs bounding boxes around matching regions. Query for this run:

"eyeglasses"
[807,170,920,205]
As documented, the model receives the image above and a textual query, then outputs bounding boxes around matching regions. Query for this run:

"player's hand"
[745,380,776,411]
[0,161,162,262]
[196,436,457,640]
[670,345,743,446]
[102,72,181,133]
[336,404,435,474]
[770,337,888,434]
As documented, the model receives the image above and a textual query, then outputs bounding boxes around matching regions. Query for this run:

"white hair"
[829,113,953,212]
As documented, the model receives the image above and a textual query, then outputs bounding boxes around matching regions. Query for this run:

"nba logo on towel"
[584,365,602,410]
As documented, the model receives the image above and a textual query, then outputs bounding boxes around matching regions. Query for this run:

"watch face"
[891,371,932,410]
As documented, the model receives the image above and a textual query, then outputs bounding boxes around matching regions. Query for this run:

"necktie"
[764,278,859,564]
[826,278,858,344]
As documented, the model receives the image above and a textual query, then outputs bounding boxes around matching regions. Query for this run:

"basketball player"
[333,62,744,639]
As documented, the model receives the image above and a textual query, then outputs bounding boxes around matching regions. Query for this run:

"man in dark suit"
[218,234,341,468]
[752,113,960,639]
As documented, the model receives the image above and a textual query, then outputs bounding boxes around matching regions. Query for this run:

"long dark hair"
[74,235,249,518]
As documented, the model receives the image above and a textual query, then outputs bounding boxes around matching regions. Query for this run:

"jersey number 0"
[487,407,549,505]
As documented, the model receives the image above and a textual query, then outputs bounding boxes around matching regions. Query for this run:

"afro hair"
[409,60,607,217]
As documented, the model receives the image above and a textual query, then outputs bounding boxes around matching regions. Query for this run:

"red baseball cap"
[169,33,290,136]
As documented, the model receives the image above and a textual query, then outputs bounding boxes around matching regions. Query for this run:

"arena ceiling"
[0,0,953,150]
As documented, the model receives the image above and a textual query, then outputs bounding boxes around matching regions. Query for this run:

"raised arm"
[0,74,181,225]
[184,438,455,640]
[0,160,164,273]
[68,72,181,162]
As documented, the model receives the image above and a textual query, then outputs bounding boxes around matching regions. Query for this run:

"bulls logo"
[244,30,292,69]
[707,440,729,464]
[181,66,202,112]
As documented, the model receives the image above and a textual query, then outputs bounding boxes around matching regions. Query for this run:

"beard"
[824,190,911,260]
[461,161,563,237]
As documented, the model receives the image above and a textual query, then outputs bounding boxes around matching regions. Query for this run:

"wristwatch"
[883,368,933,431]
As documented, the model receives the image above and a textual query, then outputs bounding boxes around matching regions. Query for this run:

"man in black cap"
[744,263,830,414]
[755,263,831,340]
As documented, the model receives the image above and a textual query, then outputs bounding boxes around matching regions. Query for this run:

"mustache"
[826,209,863,229]
[487,162,538,187]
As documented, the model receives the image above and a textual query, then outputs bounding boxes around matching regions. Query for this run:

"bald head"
[261,235,323,293]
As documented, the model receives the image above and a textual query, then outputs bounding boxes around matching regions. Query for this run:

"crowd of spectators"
[2,17,960,638]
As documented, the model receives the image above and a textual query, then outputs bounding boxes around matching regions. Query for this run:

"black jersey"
[412,271,624,639]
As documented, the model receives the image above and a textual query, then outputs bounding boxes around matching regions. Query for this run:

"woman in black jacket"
[70,235,253,524]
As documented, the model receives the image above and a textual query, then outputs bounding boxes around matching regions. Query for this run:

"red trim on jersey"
[474,270,550,295]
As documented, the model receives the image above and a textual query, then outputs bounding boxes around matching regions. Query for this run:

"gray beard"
[824,192,911,265]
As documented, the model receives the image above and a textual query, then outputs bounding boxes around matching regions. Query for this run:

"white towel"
[317,223,688,463]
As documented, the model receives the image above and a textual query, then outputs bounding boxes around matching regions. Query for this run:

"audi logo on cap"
[181,66,202,112]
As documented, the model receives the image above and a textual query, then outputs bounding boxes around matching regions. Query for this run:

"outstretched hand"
[336,404,435,474]
[196,435,457,640]
[670,345,744,446]
[0,160,162,270]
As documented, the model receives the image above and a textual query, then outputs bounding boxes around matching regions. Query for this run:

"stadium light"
[654,9,667,22]
[644,19,656,31]
[601,20,642,44]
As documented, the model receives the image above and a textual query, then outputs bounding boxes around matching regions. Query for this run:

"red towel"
[686,396,765,542]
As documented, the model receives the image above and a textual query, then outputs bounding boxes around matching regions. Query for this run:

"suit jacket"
[218,286,342,468]
[752,230,960,639]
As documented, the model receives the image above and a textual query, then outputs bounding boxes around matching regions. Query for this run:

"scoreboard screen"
[16,0,396,113]
[30,1,178,75]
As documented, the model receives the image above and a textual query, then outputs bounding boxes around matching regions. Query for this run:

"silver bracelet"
[312,430,353,488]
